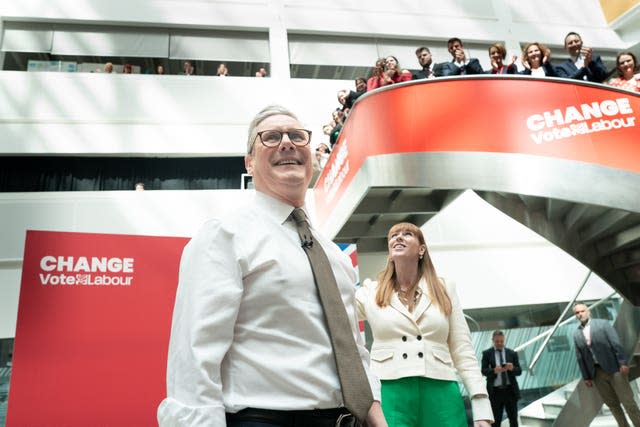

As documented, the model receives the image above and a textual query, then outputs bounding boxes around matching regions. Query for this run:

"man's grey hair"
[246,105,300,154]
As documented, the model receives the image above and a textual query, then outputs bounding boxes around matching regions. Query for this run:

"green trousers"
[381,376,468,427]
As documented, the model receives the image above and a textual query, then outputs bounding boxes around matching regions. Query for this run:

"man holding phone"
[482,330,522,426]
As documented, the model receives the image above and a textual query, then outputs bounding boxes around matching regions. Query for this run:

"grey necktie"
[290,208,374,422]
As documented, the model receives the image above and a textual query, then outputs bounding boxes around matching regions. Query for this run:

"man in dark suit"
[412,46,436,79]
[573,302,640,426]
[556,32,608,83]
[434,37,484,76]
[482,330,522,426]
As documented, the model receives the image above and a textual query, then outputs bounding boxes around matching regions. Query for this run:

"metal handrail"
[465,314,480,332]
[513,290,619,355]
[527,271,592,372]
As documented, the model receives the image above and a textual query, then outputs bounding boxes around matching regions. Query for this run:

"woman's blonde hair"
[375,222,452,315]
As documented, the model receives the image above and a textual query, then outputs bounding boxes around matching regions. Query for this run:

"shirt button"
[417,335,422,341]
[418,352,424,358]
[402,336,407,342]
[403,353,408,359]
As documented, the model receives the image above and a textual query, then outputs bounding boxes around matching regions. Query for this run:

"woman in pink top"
[367,56,412,90]
[607,52,640,93]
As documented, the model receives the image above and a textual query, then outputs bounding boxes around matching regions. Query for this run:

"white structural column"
[0,20,5,69]
[490,0,524,63]
[267,0,291,79]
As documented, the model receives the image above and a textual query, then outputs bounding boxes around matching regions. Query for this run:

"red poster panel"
[7,230,189,426]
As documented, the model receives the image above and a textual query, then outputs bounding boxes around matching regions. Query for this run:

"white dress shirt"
[574,55,588,80]
[157,191,380,426]
[582,319,599,364]
[493,348,509,386]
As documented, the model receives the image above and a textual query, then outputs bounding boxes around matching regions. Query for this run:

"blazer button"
[402,353,408,359]
[402,336,407,342]
[417,335,422,341]
[418,352,424,358]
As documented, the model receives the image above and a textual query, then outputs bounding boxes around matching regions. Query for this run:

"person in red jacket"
[367,56,412,90]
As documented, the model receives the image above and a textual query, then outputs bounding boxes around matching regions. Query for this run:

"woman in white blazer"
[356,222,492,427]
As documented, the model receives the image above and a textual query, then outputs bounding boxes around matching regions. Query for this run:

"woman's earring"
[419,254,424,260]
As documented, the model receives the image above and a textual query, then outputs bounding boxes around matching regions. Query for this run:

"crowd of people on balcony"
[94,59,268,77]
[314,33,639,172]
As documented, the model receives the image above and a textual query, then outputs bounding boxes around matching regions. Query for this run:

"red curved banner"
[313,77,640,226]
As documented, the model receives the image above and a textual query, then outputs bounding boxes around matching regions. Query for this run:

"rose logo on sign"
[38,255,135,286]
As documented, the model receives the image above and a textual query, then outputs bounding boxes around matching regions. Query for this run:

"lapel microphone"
[301,239,313,249]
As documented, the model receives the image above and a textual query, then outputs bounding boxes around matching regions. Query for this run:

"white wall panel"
[1,23,52,53]
[51,29,169,57]
[0,1,273,29]
[507,0,625,48]
[289,35,378,66]
[0,268,21,339]
[0,72,355,156]
[169,32,269,62]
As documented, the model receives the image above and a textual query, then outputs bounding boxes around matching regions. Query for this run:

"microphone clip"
[301,239,314,249]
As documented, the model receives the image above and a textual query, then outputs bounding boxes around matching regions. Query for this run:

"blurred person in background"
[315,142,331,169]
[607,52,640,93]
[520,42,557,77]
[557,32,607,82]
[573,302,640,427]
[217,63,229,76]
[437,38,484,76]
[367,56,412,90]
[481,331,522,426]
[486,43,517,74]
[412,46,436,79]
[367,57,387,91]
[338,77,367,115]
[182,60,195,76]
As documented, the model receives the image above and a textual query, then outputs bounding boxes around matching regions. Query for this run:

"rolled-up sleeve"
[352,279,380,401]
[446,281,490,398]
[158,220,243,426]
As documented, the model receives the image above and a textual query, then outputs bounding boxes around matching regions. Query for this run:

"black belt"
[226,407,360,427]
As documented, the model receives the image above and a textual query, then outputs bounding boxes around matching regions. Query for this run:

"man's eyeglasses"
[255,129,312,148]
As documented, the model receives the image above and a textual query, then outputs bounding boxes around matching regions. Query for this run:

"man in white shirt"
[157,105,387,427]
[573,303,640,427]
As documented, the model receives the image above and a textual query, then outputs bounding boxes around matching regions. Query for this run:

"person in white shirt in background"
[315,142,331,170]
[158,104,387,427]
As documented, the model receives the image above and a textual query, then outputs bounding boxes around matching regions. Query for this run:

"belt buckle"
[335,413,358,427]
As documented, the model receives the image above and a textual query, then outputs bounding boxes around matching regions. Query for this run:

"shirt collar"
[254,191,310,226]
[578,318,590,329]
